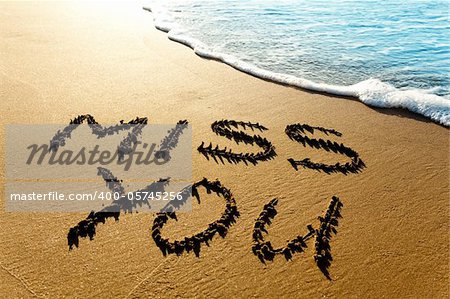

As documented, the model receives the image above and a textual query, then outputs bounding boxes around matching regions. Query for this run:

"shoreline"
[143,6,450,127]
[0,2,448,298]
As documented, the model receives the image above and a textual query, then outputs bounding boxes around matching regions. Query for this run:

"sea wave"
[143,5,450,127]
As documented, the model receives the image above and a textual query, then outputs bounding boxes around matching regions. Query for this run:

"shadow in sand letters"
[285,123,365,174]
[152,178,240,257]
[198,120,277,165]
[252,196,343,280]
[63,116,190,249]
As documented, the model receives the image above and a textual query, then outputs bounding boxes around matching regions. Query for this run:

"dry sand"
[0,1,448,298]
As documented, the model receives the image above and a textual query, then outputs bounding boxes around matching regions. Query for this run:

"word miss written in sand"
[60,115,365,280]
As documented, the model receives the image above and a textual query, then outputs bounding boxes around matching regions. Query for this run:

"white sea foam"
[143,5,450,127]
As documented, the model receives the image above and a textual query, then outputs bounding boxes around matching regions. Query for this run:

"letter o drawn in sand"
[151,178,240,257]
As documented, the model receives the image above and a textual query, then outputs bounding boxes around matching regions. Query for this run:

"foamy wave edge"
[143,6,450,127]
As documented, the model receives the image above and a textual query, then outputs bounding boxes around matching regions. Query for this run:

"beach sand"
[0,1,448,298]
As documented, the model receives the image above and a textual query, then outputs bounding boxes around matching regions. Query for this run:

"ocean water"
[145,0,450,126]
